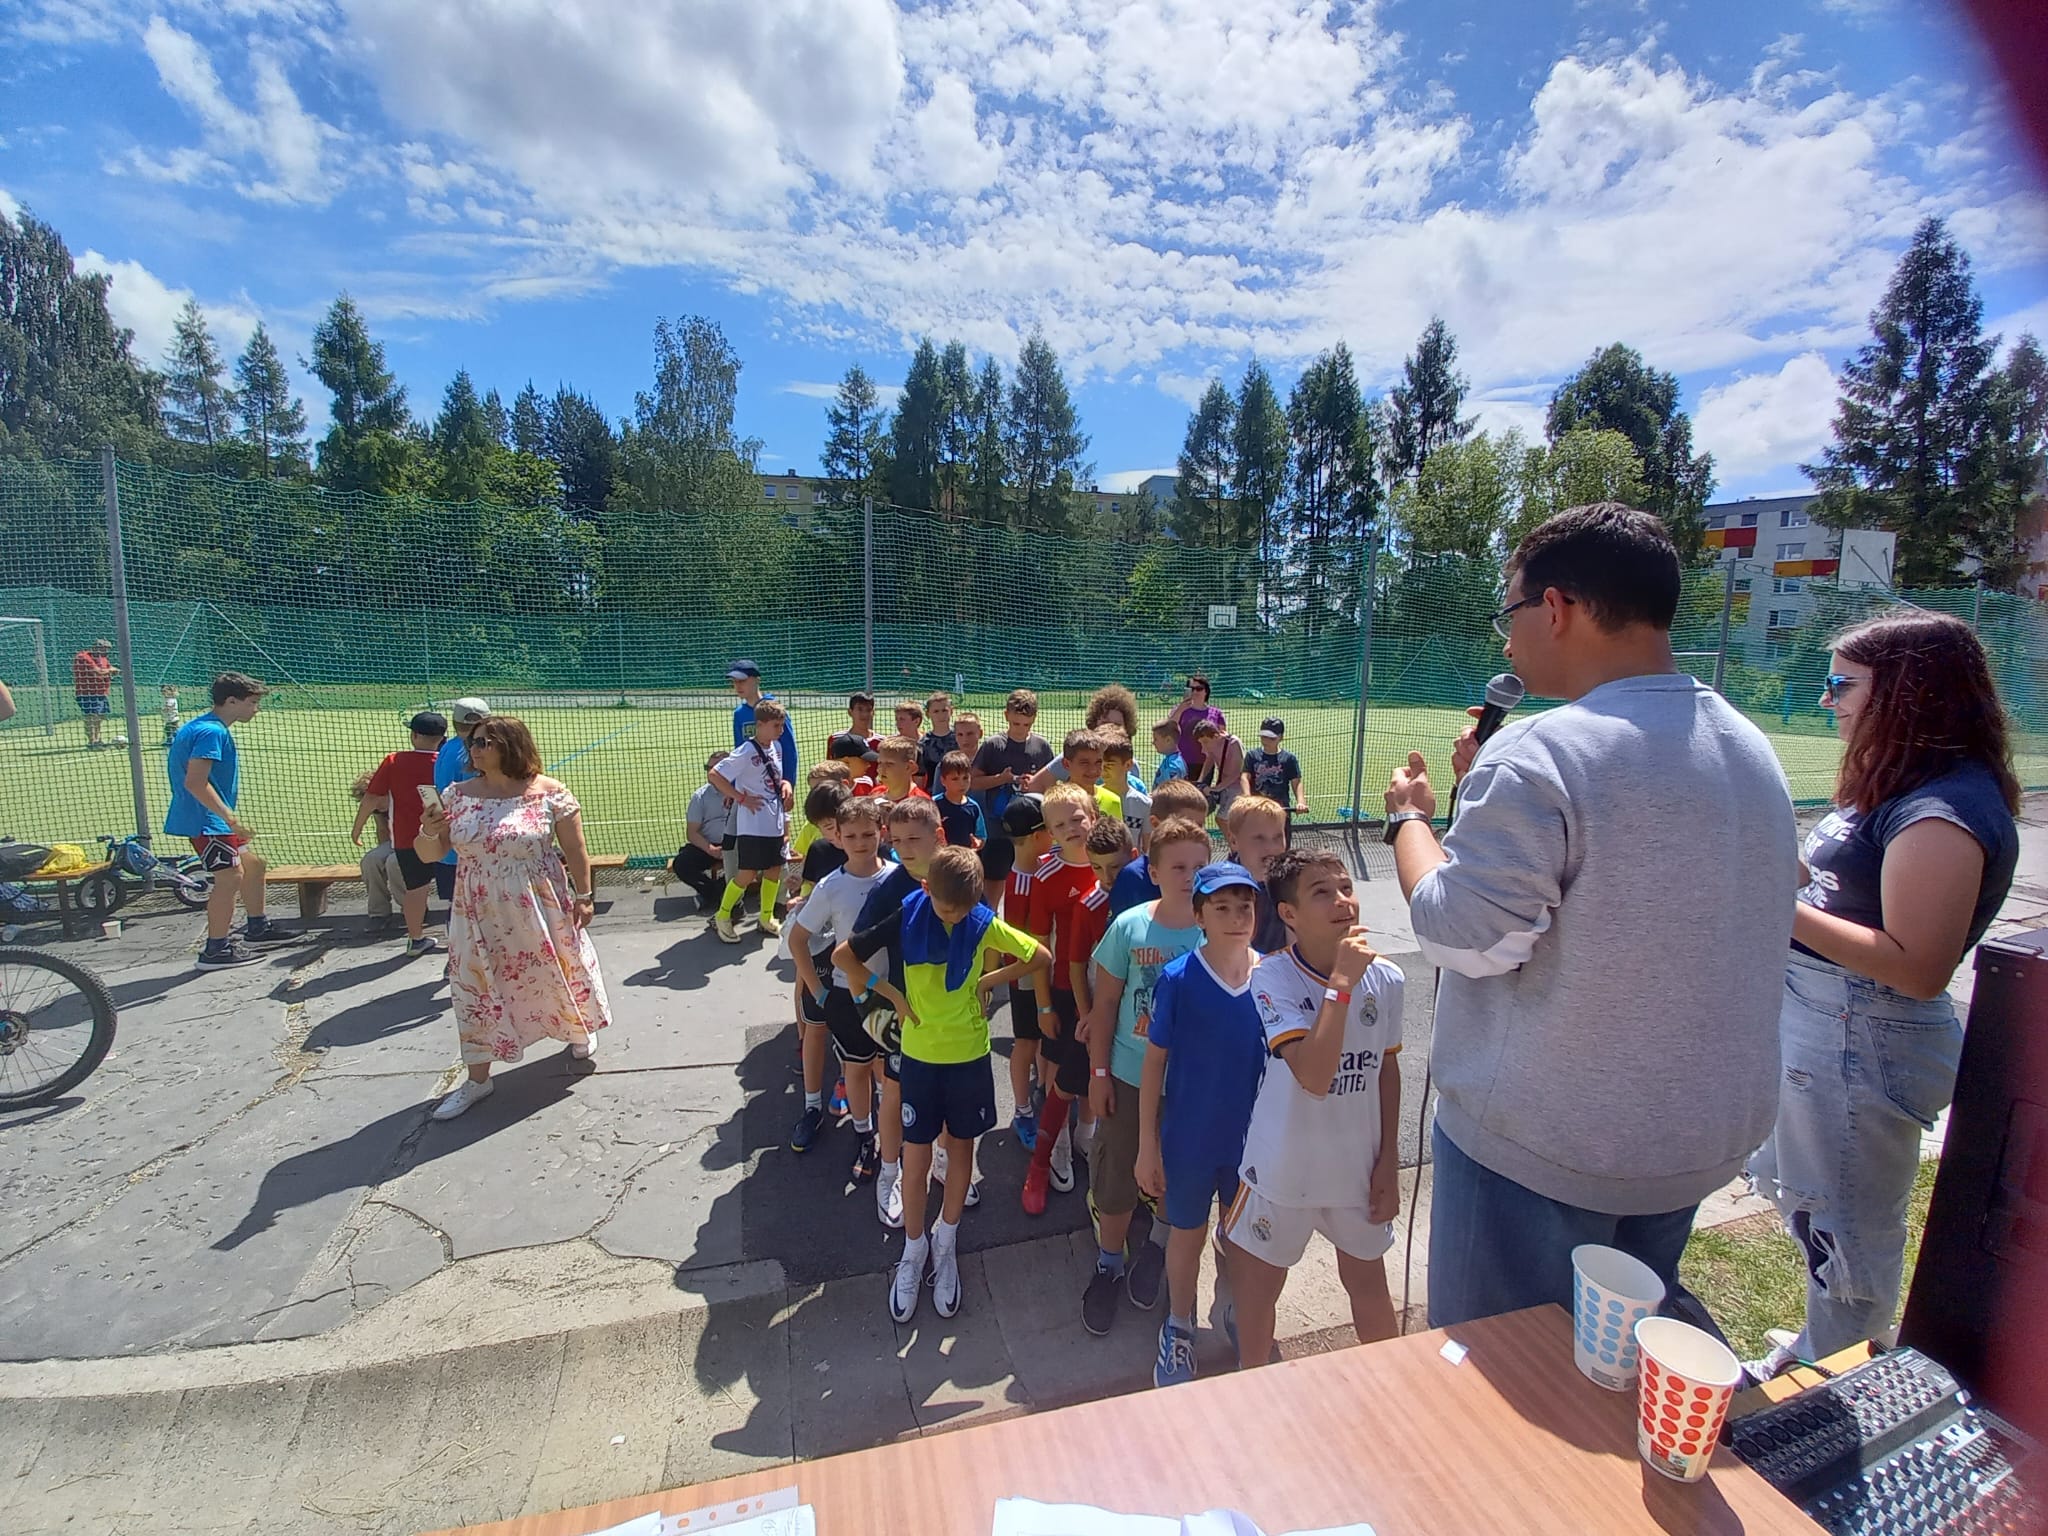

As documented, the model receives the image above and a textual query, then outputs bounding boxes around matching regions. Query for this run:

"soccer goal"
[0,618,56,736]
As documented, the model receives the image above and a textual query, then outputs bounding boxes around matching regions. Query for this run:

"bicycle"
[0,946,118,1109]
[75,834,213,918]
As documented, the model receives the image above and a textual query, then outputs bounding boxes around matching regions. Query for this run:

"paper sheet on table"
[991,1498,1374,1536]
[579,1485,814,1536]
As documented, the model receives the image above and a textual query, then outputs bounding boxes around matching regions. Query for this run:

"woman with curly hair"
[1747,611,2020,1376]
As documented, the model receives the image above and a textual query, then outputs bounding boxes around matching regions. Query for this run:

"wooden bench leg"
[297,880,333,919]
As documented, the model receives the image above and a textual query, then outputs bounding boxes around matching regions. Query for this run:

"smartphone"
[417,785,444,814]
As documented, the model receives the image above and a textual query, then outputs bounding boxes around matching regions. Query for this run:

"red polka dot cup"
[1632,1316,1742,1484]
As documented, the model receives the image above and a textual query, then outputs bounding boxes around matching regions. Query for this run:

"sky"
[4,0,2047,501]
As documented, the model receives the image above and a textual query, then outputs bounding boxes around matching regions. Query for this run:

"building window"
[813,489,824,503]
[1740,512,1760,527]
[1734,577,1753,593]
[764,485,777,500]
[1706,515,1726,530]
[1110,501,1121,513]
[1776,541,1805,560]
[1772,577,1803,594]
[1780,508,1809,528]
[1768,609,1799,628]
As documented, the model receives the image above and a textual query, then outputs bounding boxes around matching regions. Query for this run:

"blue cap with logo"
[1192,860,1260,898]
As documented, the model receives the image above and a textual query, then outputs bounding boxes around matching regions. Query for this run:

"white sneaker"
[431,1077,494,1120]
[877,1162,904,1229]
[570,1030,598,1060]
[1049,1119,1075,1193]
[758,913,781,939]
[932,1228,962,1318]
[715,914,740,944]
[931,1144,981,1207]
[890,1241,926,1323]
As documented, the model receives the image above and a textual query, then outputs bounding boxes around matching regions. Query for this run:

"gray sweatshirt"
[1410,672,1797,1215]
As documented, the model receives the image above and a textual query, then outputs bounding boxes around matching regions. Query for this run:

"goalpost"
[0,618,56,736]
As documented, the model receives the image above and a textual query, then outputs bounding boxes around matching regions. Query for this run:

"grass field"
[5,686,2045,866]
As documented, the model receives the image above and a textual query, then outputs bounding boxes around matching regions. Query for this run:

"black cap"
[409,710,449,738]
[1002,793,1046,837]
[1260,716,1285,738]
[726,659,760,680]
[828,732,880,763]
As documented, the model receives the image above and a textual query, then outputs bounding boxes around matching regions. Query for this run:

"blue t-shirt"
[1093,901,1205,1085]
[1795,760,2019,959]
[1153,753,1188,788]
[434,736,475,864]
[734,694,799,783]
[1109,855,1159,917]
[1149,949,1267,1173]
[164,713,237,837]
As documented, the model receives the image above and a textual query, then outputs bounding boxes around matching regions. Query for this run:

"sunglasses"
[1823,673,1862,697]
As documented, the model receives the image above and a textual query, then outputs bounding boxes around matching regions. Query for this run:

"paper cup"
[1571,1244,1665,1390]
[1634,1316,1742,1483]
[99,919,121,940]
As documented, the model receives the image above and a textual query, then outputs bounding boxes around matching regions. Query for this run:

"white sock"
[881,1158,901,1182]
[805,1090,823,1112]
[904,1232,929,1262]
[1169,1311,1193,1334]
[854,1115,873,1134]
[934,1217,959,1249]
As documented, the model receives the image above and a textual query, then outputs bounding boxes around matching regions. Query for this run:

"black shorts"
[798,978,829,1027]
[1010,984,1043,1042]
[821,986,881,1064]
[393,846,441,892]
[1038,988,1091,1098]
[898,1055,997,1145]
[734,833,786,873]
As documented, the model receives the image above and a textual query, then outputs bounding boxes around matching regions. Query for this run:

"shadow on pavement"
[302,976,450,1051]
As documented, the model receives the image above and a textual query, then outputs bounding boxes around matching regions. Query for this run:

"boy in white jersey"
[1226,848,1405,1367]
[786,795,894,1179]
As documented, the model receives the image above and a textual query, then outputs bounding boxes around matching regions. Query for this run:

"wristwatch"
[1382,810,1432,845]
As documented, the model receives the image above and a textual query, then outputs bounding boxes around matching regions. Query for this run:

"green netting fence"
[2,456,2044,867]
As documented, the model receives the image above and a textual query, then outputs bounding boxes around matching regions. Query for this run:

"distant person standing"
[1190,717,1246,822]
[1172,674,1225,773]
[348,770,405,936]
[1244,717,1306,838]
[970,688,1054,837]
[434,697,491,904]
[729,658,798,781]
[160,684,181,745]
[165,672,295,970]
[356,711,451,959]
[73,639,118,750]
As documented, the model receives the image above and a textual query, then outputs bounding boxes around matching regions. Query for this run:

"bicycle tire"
[0,946,118,1109]
[170,861,213,911]
[76,869,125,917]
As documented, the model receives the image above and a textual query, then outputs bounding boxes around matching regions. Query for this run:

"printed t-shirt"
[164,713,237,836]
[73,651,113,696]
[366,749,442,848]
[1093,901,1204,1085]
[687,781,734,846]
[795,864,890,988]
[917,730,958,792]
[1024,854,1102,995]
[1120,780,1152,847]
[937,795,986,848]
[1149,949,1266,1171]
[713,742,789,839]
[849,904,1039,1064]
[733,694,798,782]
[973,732,1054,824]
[1241,947,1405,1207]
[1245,748,1301,804]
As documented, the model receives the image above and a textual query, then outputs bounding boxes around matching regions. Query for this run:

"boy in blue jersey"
[729,659,798,781]
[1136,861,1267,1386]
[165,671,287,969]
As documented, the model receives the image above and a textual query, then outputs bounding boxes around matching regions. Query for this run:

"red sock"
[1032,1093,1071,1171]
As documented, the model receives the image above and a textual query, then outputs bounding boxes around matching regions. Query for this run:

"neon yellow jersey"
[1093,784,1122,821]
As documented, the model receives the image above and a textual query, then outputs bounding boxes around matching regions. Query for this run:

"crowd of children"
[701,675,1405,1388]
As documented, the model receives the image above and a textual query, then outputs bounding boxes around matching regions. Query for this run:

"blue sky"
[5,0,2047,499]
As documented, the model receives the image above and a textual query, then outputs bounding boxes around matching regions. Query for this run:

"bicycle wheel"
[0,947,118,1109]
[169,859,213,911]
[75,869,125,917]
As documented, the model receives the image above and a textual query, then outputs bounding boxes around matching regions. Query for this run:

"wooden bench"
[20,861,116,938]
[267,853,628,918]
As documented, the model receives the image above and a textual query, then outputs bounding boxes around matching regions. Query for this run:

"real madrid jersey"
[1239,947,1405,1208]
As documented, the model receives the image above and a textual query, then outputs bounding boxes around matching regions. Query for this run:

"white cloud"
[1693,352,1839,481]
[77,248,262,366]
[141,16,338,203]
[781,379,904,406]
[0,186,19,223]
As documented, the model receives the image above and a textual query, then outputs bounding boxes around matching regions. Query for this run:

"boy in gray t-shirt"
[674,753,735,908]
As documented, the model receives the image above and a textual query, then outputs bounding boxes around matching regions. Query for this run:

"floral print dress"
[446,784,611,1066]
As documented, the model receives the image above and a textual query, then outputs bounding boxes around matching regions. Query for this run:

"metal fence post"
[1711,559,1737,694]
[863,495,875,694]
[1345,523,1381,826]
[102,447,152,845]
[1972,579,1985,629]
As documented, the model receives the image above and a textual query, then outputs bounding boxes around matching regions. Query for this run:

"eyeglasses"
[1489,596,1543,640]
[1823,673,1862,697]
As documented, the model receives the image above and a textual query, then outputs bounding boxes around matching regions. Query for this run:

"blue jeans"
[1746,955,1960,1360]
[1428,1122,1700,1330]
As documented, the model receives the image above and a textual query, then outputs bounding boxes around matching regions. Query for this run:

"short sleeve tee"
[849,907,1039,1063]
[973,732,1054,823]
[1149,950,1266,1172]
[1795,762,2019,958]
[164,713,237,837]
[796,865,890,987]
[1153,753,1188,788]
[714,744,789,839]
[800,835,847,889]
[733,694,798,783]
[687,782,734,846]
[1120,780,1152,848]
[937,796,986,848]
[366,749,442,849]
[1024,855,1102,994]
[1093,901,1206,1085]
[1241,949,1405,1207]
[918,730,958,792]
[1245,749,1301,804]
[1109,856,1159,917]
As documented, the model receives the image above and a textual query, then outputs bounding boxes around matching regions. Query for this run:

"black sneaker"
[850,1133,880,1183]
[1083,1264,1124,1336]
[242,920,299,947]
[1127,1237,1165,1311]
[196,939,262,970]
[789,1105,825,1153]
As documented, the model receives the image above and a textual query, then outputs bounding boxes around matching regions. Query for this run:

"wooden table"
[435,1307,1817,1536]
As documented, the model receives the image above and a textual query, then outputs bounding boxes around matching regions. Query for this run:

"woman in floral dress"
[413,715,610,1120]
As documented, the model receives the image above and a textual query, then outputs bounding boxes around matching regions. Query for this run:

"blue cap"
[1192,861,1259,898]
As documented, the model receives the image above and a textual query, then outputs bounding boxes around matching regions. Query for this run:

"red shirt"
[366,750,441,848]
[878,779,931,801]
[1069,885,1112,984]
[1004,863,1037,926]
[1025,854,1102,995]
[72,651,113,695]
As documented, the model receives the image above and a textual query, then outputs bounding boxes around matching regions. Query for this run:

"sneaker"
[931,1143,948,1186]
[851,1133,881,1183]
[1048,1119,1075,1193]
[758,913,782,939]
[195,939,262,970]
[1741,1343,1801,1387]
[1127,1236,1165,1311]
[1012,1109,1038,1151]
[1021,1160,1050,1216]
[877,1163,904,1229]
[714,914,741,943]
[932,1230,962,1318]
[431,1077,495,1120]
[404,935,440,959]
[890,1243,926,1323]
[1154,1319,1197,1388]
[242,920,298,946]
[1083,1264,1124,1336]
[570,1030,599,1060]
[790,1105,825,1152]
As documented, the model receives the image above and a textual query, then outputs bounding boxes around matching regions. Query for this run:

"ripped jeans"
[1746,953,1961,1360]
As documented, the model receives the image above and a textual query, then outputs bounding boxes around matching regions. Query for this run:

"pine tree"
[1385,318,1472,483]
[482,387,510,447]
[936,341,975,515]
[887,339,945,511]
[1805,217,1998,586]
[1284,343,1379,630]
[821,363,886,506]
[233,323,307,478]
[510,382,547,457]
[1005,331,1088,532]
[310,293,411,491]
[1969,335,2048,590]
[433,369,497,500]
[1171,380,1237,547]
[544,386,620,515]
[969,356,1007,522]
[1548,342,1713,561]
[162,298,236,456]
[1233,361,1290,625]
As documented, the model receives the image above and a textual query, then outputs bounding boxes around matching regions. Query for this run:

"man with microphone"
[1386,503,1797,1328]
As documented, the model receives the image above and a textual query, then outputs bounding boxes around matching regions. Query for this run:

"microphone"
[1474,672,1526,747]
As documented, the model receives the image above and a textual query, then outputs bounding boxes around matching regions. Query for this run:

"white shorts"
[1222,1184,1394,1268]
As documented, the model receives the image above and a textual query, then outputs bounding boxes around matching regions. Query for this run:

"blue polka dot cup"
[1571,1244,1666,1392]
